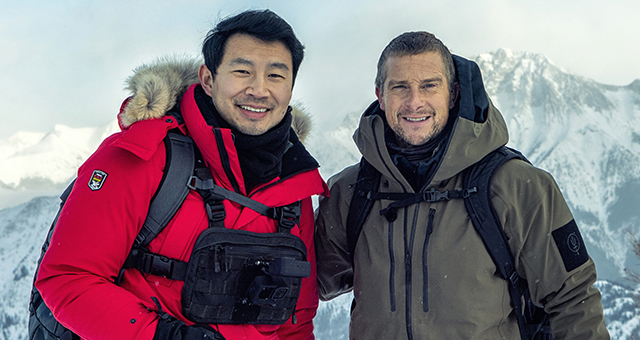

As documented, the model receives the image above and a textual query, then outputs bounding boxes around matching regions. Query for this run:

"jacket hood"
[119,56,313,143]
[353,55,509,188]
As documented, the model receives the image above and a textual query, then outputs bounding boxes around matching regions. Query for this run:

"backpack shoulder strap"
[463,146,551,340]
[116,131,196,283]
[463,146,526,283]
[132,131,196,249]
[346,157,382,265]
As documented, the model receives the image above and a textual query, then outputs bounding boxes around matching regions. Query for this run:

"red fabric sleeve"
[35,134,165,340]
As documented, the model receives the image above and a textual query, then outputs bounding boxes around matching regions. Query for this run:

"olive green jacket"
[315,56,609,340]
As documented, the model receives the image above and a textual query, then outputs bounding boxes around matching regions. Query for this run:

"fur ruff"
[121,56,312,143]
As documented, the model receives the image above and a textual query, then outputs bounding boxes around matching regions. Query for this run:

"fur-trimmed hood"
[120,56,312,142]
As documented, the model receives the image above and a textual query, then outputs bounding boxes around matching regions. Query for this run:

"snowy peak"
[473,49,640,159]
[0,120,119,190]
[475,48,620,121]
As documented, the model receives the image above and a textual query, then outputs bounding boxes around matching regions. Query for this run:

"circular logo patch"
[567,232,581,253]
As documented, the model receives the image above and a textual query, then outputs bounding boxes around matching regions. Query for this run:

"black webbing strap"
[347,158,381,265]
[346,158,479,261]
[124,248,189,281]
[133,132,196,249]
[188,173,301,233]
[117,132,195,284]
[377,187,477,217]
[191,167,227,229]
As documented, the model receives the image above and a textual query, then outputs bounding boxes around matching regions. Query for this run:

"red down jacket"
[36,83,328,340]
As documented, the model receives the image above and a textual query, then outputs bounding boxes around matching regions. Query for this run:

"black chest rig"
[120,134,310,325]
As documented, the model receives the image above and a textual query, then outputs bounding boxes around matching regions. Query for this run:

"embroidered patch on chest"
[88,170,108,191]
[552,219,589,272]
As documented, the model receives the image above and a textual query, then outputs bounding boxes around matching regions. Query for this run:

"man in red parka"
[36,9,328,340]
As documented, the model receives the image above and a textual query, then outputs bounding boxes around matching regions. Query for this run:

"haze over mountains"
[0,49,639,339]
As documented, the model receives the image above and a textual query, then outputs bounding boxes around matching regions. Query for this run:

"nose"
[246,75,269,98]
[406,87,425,112]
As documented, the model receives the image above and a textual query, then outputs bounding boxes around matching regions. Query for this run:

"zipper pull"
[292,301,298,324]
[427,209,436,234]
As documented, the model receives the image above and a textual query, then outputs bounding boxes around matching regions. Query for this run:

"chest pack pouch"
[182,226,310,324]
[122,165,310,325]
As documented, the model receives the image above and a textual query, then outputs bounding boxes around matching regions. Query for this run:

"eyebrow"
[268,62,290,72]
[388,77,444,87]
[229,58,290,71]
[230,58,254,67]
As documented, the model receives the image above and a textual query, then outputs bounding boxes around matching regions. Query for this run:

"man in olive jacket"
[315,32,610,339]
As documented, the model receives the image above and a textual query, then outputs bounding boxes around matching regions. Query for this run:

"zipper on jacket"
[404,205,420,340]
[212,128,241,193]
[422,208,435,312]
[388,219,396,312]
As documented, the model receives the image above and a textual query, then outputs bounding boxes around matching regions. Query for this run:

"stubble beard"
[394,110,445,147]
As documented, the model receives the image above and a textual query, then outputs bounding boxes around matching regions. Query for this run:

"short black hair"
[202,9,304,87]
[376,32,456,93]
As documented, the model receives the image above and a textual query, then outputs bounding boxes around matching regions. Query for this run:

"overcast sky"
[1,0,639,139]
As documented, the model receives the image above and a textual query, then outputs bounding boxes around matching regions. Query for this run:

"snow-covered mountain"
[1,49,639,339]
[474,49,640,285]
[0,121,119,210]
[0,197,59,340]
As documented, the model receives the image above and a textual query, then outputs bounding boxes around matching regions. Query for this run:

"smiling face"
[199,33,293,135]
[376,51,457,146]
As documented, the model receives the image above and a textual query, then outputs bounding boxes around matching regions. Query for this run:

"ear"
[375,87,386,111]
[449,82,460,110]
[198,64,214,97]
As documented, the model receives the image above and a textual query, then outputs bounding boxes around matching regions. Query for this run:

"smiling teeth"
[405,117,427,122]
[240,106,268,113]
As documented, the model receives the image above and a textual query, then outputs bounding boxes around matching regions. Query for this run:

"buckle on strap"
[463,187,478,198]
[423,188,450,202]
[270,202,301,233]
[141,252,175,279]
[205,200,226,223]
[508,270,521,288]
[188,175,215,191]
[278,208,297,231]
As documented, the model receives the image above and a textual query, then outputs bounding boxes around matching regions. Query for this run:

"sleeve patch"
[88,170,108,191]
[552,219,589,272]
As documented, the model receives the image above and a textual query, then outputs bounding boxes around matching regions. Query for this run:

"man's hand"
[150,297,225,340]
[153,316,225,340]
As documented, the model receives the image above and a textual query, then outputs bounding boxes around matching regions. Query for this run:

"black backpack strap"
[346,158,476,254]
[117,132,196,284]
[463,147,523,282]
[377,187,476,217]
[132,132,196,249]
[346,158,382,265]
[463,146,551,340]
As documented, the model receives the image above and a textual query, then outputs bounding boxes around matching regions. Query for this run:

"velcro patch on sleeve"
[552,219,589,272]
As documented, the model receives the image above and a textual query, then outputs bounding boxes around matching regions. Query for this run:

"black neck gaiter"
[194,86,293,189]
[386,122,452,192]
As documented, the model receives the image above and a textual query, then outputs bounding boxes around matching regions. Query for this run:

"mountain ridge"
[0,49,638,339]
